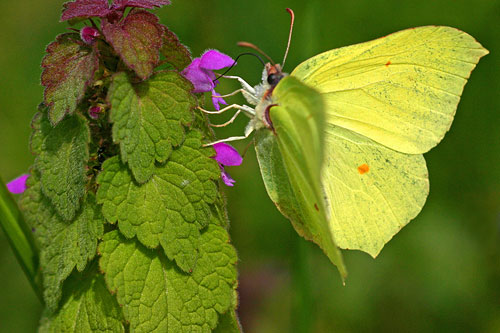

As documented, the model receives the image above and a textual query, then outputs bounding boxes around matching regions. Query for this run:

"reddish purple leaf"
[61,0,111,21]
[112,0,171,10]
[102,10,163,80]
[160,27,192,70]
[41,33,99,125]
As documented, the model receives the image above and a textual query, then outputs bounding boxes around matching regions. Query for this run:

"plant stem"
[0,176,43,303]
[291,236,314,333]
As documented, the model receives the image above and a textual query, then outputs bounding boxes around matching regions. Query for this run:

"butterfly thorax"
[244,63,288,135]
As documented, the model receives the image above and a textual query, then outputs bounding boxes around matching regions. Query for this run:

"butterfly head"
[265,63,288,87]
[260,63,288,103]
[266,63,288,87]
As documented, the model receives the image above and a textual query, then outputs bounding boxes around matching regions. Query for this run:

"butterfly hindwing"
[323,125,429,256]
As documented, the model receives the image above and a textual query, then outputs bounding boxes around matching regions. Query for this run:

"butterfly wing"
[323,125,429,256]
[292,26,488,154]
[292,26,487,256]
[255,76,346,278]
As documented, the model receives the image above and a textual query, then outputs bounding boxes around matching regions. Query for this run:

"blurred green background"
[1,0,498,332]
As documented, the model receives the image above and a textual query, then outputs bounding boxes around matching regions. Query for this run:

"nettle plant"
[1,0,488,331]
[5,0,241,331]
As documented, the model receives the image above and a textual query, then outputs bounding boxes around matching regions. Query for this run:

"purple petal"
[220,167,236,187]
[211,89,227,111]
[199,50,235,71]
[181,58,215,93]
[213,143,242,166]
[6,174,30,194]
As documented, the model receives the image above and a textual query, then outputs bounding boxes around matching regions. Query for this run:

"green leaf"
[97,130,219,271]
[41,33,99,125]
[99,224,237,332]
[39,267,125,332]
[31,112,90,221]
[213,289,241,333]
[255,76,346,278]
[108,71,196,183]
[102,10,164,80]
[39,269,125,333]
[160,27,192,70]
[20,174,104,312]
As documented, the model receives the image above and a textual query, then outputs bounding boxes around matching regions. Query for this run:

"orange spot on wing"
[357,164,370,174]
[385,60,392,67]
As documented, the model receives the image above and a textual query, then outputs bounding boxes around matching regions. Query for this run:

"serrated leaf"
[214,309,241,333]
[41,33,99,125]
[39,268,125,332]
[97,130,219,271]
[213,288,241,333]
[107,71,195,183]
[61,0,111,21]
[99,224,237,333]
[102,10,164,80]
[113,0,171,10]
[160,27,192,71]
[31,112,90,221]
[20,174,104,312]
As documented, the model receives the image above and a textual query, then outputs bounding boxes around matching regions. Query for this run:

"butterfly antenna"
[213,52,266,83]
[282,8,295,69]
[237,41,275,64]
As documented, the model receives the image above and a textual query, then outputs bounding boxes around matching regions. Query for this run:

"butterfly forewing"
[292,25,488,154]
[255,76,346,278]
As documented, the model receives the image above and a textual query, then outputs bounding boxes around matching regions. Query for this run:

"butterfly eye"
[267,73,281,86]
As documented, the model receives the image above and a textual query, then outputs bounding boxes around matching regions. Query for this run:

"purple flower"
[80,26,100,45]
[88,105,103,119]
[212,143,242,187]
[181,50,235,110]
[6,174,30,194]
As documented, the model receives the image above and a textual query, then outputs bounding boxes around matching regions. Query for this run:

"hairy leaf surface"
[97,131,219,271]
[160,27,192,71]
[108,71,195,183]
[113,0,171,10]
[31,112,90,221]
[99,225,237,332]
[102,10,164,80]
[61,0,111,21]
[20,174,104,312]
[39,268,125,332]
[41,33,99,125]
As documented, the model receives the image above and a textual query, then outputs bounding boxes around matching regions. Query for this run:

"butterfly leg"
[203,128,255,147]
[198,104,255,117]
[212,89,247,99]
[222,75,256,95]
[210,110,243,127]
[209,105,255,128]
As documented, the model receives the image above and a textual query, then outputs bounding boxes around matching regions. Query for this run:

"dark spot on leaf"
[314,203,319,211]
[385,60,392,67]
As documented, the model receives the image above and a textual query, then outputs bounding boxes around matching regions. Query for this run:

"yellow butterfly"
[290,25,488,258]
[203,12,488,276]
